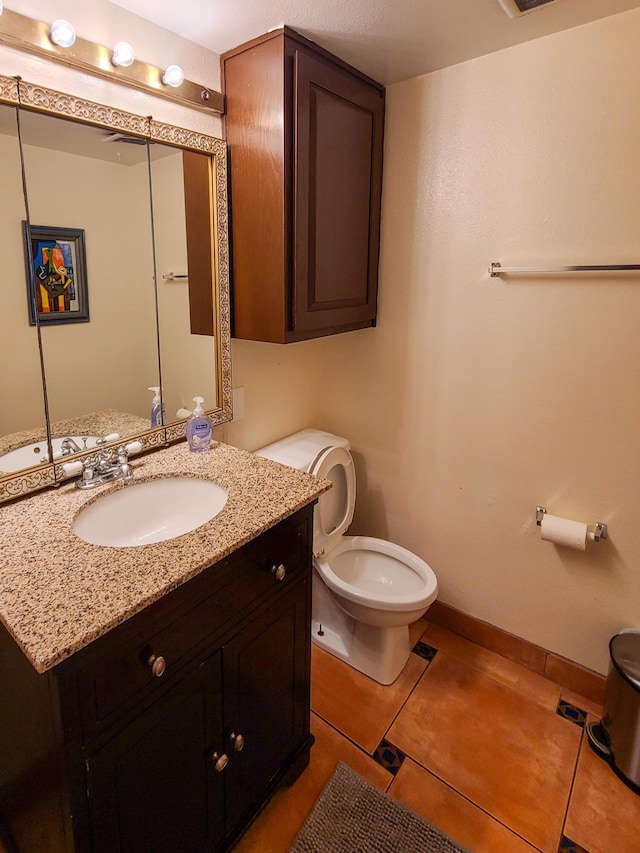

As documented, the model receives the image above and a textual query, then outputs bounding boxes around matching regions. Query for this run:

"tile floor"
[234,618,640,853]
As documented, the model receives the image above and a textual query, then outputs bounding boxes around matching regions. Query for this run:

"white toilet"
[256,429,438,684]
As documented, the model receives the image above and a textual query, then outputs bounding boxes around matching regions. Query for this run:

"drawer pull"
[147,654,166,678]
[212,751,229,772]
[271,563,286,581]
[230,732,245,752]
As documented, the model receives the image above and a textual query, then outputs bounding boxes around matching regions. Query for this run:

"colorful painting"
[23,224,89,325]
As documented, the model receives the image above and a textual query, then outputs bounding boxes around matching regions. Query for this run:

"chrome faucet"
[77,446,135,489]
[60,436,86,455]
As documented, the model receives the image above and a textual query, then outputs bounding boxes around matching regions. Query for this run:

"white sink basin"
[0,436,100,473]
[73,477,228,547]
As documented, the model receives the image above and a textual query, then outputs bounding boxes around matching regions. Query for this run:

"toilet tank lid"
[254,429,350,473]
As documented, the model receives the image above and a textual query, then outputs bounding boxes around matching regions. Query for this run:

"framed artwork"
[23,223,89,325]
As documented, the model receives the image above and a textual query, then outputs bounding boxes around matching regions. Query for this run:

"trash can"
[587,629,640,793]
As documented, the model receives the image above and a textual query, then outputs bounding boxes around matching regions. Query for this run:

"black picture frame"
[23,223,89,325]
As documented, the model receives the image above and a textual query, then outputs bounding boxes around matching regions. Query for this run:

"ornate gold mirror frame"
[0,74,232,505]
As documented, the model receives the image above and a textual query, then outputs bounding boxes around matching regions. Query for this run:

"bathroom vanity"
[0,442,329,852]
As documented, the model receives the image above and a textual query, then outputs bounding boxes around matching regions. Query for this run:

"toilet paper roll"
[540,514,587,550]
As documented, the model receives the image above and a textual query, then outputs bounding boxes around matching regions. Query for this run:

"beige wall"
[217,337,329,449]
[4,3,640,673]
[152,152,218,420]
[311,9,640,674]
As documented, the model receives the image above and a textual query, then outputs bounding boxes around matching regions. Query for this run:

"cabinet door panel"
[294,49,384,334]
[223,580,310,829]
[86,651,224,853]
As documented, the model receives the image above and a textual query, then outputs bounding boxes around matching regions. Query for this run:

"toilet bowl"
[256,429,438,684]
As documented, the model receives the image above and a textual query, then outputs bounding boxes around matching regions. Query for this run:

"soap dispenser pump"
[148,386,165,427]
[186,396,212,452]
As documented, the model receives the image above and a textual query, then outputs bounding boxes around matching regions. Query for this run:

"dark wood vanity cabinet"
[0,505,314,853]
[222,27,385,343]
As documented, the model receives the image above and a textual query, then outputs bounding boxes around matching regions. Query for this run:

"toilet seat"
[310,445,356,557]
[316,535,437,628]
[317,535,436,612]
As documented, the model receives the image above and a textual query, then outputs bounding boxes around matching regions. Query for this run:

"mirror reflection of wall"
[150,145,218,422]
[19,111,160,432]
[0,103,47,440]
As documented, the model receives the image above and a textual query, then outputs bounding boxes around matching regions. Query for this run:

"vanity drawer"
[76,510,311,737]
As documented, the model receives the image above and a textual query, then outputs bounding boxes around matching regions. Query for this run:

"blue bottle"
[186,396,212,452]
[148,386,165,427]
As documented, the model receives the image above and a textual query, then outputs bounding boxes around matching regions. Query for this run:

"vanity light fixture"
[0,6,223,113]
[162,64,184,88]
[111,41,135,68]
[49,19,76,49]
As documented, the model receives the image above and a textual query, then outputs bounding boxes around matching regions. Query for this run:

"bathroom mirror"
[0,74,231,504]
[0,98,50,477]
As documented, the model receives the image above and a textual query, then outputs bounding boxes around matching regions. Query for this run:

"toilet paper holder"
[536,506,608,542]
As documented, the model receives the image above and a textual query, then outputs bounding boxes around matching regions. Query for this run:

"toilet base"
[311,572,411,685]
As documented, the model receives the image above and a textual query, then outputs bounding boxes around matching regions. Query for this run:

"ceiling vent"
[496,0,560,17]
[102,132,147,145]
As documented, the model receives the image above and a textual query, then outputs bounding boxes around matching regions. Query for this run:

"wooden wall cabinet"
[222,27,385,343]
[0,506,314,853]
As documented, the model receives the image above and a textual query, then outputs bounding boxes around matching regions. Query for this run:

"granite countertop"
[0,441,330,674]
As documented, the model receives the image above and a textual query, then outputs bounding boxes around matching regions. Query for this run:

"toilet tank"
[254,429,350,474]
[255,429,355,556]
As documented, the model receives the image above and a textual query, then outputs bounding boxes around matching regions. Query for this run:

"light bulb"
[112,42,135,68]
[50,19,76,49]
[162,64,184,88]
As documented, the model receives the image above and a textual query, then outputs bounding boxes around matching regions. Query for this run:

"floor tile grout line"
[385,741,548,853]
[386,649,573,853]
[557,723,588,852]
[422,636,567,716]
[314,646,586,851]
[315,693,543,851]
[309,710,396,791]
[423,624,610,721]
[379,649,437,740]
[313,698,545,850]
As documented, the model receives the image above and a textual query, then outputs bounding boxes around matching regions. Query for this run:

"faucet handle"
[117,446,135,484]
[61,460,83,479]
[95,432,121,446]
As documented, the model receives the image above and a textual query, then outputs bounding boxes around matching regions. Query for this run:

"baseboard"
[426,601,606,706]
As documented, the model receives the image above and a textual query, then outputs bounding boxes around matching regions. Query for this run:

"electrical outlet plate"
[232,387,245,421]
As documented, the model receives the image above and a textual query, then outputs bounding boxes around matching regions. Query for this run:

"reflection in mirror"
[150,144,218,422]
[19,110,160,453]
[0,101,49,473]
[0,73,231,504]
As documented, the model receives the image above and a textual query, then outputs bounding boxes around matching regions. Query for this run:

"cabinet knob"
[147,654,166,677]
[211,751,229,772]
[229,732,245,752]
[271,563,286,581]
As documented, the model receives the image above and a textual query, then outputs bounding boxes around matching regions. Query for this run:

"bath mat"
[287,761,470,853]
